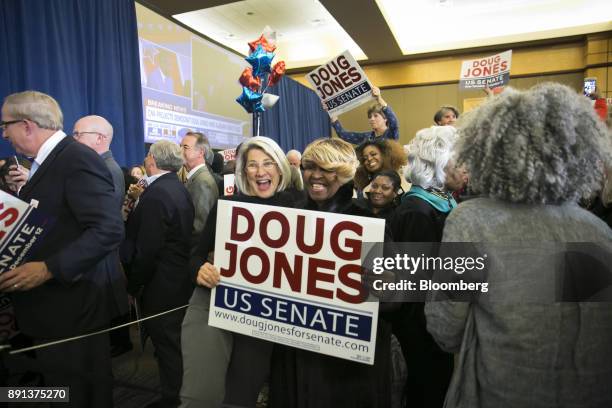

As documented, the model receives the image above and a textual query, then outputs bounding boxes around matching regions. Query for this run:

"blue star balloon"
[236,86,265,113]
[245,44,275,76]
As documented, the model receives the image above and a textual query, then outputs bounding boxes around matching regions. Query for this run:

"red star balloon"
[248,34,276,53]
[239,67,261,91]
[267,61,286,87]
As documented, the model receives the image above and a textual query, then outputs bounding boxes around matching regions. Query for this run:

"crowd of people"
[0,81,610,408]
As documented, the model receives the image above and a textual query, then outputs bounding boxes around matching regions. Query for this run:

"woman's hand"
[321,100,338,122]
[196,262,221,288]
[371,85,387,107]
[127,183,144,199]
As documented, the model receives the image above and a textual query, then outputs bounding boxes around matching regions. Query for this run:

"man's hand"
[0,262,53,292]
[6,164,29,192]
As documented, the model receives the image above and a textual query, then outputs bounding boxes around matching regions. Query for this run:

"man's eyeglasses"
[72,131,104,139]
[0,119,25,130]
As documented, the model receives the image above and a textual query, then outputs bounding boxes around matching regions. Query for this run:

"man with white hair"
[0,90,125,407]
[286,149,301,168]
[73,115,124,208]
[121,140,194,408]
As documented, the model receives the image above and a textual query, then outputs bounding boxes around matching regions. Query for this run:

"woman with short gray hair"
[388,125,464,408]
[425,82,612,408]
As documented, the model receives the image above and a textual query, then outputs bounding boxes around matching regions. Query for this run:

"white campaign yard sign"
[460,50,512,90]
[209,200,385,364]
[306,50,373,117]
[222,148,236,162]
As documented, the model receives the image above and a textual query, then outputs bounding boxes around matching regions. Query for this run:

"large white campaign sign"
[307,50,373,117]
[209,201,385,364]
[460,50,512,90]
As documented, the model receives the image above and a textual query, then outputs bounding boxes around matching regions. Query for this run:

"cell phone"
[583,77,596,97]
[8,155,19,168]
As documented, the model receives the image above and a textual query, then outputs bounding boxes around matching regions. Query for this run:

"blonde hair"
[235,136,292,195]
[302,138,358,185]
[3,91,63,130]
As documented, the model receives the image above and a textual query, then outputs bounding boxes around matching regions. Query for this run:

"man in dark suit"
[180,131,218,253]
[121,140,194,408]
[73,114,133,357]
[73,115,125,208]
[0,91,126,407]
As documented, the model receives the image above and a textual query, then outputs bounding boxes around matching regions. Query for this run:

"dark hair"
[433,106,459,125]
[371,170,402,192]
[354,139,407,190]
[212,152,224,174]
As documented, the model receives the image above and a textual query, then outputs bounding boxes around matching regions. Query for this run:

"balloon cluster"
[236,31,286,114]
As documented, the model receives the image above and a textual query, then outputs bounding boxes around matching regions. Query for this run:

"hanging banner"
[306,50,373,117]
[209,200,384,364]
[460,50,512,90]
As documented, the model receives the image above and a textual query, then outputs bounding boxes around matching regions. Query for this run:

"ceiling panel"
[376,0,612,55]
[174,0,368,69]
[140,0,612,70]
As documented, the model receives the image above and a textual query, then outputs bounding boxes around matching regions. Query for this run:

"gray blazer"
[425,198,612,408]
[185,164,219,253]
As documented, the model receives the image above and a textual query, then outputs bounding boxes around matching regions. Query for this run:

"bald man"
[73,116,131,358]
[73,115,125,208]
[286,149,301,168]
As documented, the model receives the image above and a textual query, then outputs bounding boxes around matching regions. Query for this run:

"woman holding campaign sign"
[325,85,400,145]
[269,138,393,408]
[179,136,298,408]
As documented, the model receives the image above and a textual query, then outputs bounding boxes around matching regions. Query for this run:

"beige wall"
[334,72,582,145]
[290,32,611,145]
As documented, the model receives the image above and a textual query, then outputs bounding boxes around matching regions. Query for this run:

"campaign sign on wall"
[209,201,385,364]
[460,50,512,90]
[306,50,373,117]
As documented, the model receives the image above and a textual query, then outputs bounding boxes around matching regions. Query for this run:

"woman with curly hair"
[354,138,408,193]
[426,82,612,408]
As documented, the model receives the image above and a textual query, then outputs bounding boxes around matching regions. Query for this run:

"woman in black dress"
[389,125,467,408]
[270,138,393,408]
